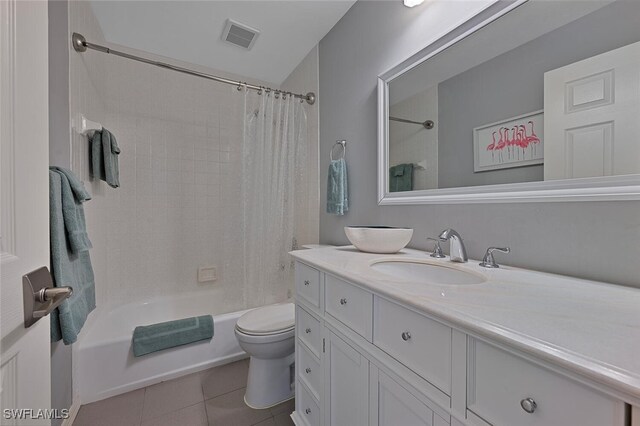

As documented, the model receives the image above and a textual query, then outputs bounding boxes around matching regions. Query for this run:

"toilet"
[235,302,295,409]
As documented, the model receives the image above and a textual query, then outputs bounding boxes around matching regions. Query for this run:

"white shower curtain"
[242,90,307,307]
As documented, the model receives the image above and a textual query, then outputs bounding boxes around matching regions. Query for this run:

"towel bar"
[73,113,102,136]
[330,140,346,161]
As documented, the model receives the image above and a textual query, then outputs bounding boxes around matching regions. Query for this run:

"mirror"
[378,0,640,204]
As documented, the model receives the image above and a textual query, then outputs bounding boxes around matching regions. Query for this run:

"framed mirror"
[378,0,640,204]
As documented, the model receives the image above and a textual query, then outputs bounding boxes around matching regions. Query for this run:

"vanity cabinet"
[292,261,628,426]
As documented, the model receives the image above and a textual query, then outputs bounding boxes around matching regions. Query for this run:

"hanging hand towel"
[389,163,413,192]
[49,168,96,344]
[327,158,348,216]
[90,128,121,188]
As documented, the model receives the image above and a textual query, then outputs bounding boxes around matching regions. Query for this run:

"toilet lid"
[236,302,295,335]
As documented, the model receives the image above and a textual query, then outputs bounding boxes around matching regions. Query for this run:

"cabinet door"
[370,366,450,426]
[324,331,369,426]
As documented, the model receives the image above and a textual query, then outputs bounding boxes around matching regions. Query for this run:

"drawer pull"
[340,298,348,305]
[305,408,312,415]
[520,398,537,414]
[304,280,310,286]
[305,367,311,374]
[401,331,412,341]
[305,327,311,334]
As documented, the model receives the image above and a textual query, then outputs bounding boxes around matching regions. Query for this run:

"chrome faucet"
[438,228,468,263]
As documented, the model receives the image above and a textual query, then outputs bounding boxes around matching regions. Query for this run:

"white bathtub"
[76,292,249,404]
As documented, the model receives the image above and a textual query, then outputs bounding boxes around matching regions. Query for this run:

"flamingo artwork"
[527,120,541,156]
[487,131,498,161]
[474,112,544,171]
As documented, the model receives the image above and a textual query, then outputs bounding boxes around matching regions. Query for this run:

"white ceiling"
[89,1,356,85]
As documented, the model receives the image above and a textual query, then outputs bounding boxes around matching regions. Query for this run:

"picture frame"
[473,110,544,172]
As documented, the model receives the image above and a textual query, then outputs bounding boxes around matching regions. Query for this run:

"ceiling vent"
[222,19,260,50]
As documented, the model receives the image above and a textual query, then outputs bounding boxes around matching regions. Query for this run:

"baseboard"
[61,398,80,426]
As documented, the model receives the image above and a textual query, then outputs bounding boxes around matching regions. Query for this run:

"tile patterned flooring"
[73,359,295,426]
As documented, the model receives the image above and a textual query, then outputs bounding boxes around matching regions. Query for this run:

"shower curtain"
[242,90,307,306]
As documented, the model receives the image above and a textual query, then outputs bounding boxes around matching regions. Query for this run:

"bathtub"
[76,292,249,404]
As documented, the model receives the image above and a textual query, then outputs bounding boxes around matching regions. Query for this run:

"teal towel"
[49,169,96,344]
[326,158,348,216]
[132,315,214,357]
[90,128,120,188]
[389,164,413,192]
[50,166,92,253]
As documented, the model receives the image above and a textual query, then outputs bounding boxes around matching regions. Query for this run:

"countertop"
[290,246,640,401]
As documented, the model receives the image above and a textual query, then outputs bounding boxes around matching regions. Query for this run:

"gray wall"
[318,0,640,288]
[438,0,640,188]
[48,0,73,424]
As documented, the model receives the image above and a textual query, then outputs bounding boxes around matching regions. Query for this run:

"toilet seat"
[235,302,295,336]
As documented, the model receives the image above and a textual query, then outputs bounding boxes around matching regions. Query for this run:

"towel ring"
[330,140,346,161]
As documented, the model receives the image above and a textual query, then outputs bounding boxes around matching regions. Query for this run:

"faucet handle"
[427,238,446,258]
[479,247,510,268]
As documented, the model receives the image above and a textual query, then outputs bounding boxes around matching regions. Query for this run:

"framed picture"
[473,110,544,172]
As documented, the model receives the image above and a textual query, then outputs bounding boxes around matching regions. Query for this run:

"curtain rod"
[71,33,316,105]
[389,116,434,129]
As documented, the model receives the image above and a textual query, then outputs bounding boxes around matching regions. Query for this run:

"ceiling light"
[403,0,424,7]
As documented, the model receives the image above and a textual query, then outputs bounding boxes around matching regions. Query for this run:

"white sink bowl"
[370,259,486,285]
[345,226,413,254]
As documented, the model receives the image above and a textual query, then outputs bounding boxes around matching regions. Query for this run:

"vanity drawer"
[296,305,321,358]
[325,274,373,341]
[467,338,625,426]
[297,341,321,400]
[373,296,452,395]
[295,262,321,310]
[296,380,320,426]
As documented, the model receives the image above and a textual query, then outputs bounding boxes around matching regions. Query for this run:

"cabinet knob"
[520,398,537,414]
[305,367,311,374]
[340,298,347,305]
[304,280,310,286]
[305,408,312,415]
[401,331,412,341]
[305,328,311,334]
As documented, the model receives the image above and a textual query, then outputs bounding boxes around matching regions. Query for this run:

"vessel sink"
[370,260,486,285]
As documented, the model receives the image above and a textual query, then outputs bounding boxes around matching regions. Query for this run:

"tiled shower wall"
[69,1,319,314]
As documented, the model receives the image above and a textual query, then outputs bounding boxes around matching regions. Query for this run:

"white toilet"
[235,302,295,409]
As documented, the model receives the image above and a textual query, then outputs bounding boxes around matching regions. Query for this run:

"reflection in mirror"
[386,0,640,194]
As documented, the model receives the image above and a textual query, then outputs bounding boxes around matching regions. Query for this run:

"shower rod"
[389,116,434,129]
[71,33,316,105]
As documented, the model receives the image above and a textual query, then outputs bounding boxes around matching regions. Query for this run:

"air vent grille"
[222,19,260,50]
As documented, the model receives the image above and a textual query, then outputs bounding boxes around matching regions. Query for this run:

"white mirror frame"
[377,0,640,205]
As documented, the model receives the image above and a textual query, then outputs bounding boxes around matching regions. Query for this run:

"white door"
[1,1,51,425]
[544,40,640,180]
[324,331,368,426]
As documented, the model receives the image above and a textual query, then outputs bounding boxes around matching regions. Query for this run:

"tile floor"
[73,359,295,426]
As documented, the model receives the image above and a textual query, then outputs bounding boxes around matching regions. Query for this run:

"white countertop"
[290,246,640,401]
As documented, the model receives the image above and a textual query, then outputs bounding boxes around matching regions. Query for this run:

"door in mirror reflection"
[544,40,640,180]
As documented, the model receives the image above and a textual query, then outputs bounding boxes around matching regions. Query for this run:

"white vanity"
[289,246,640,426]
